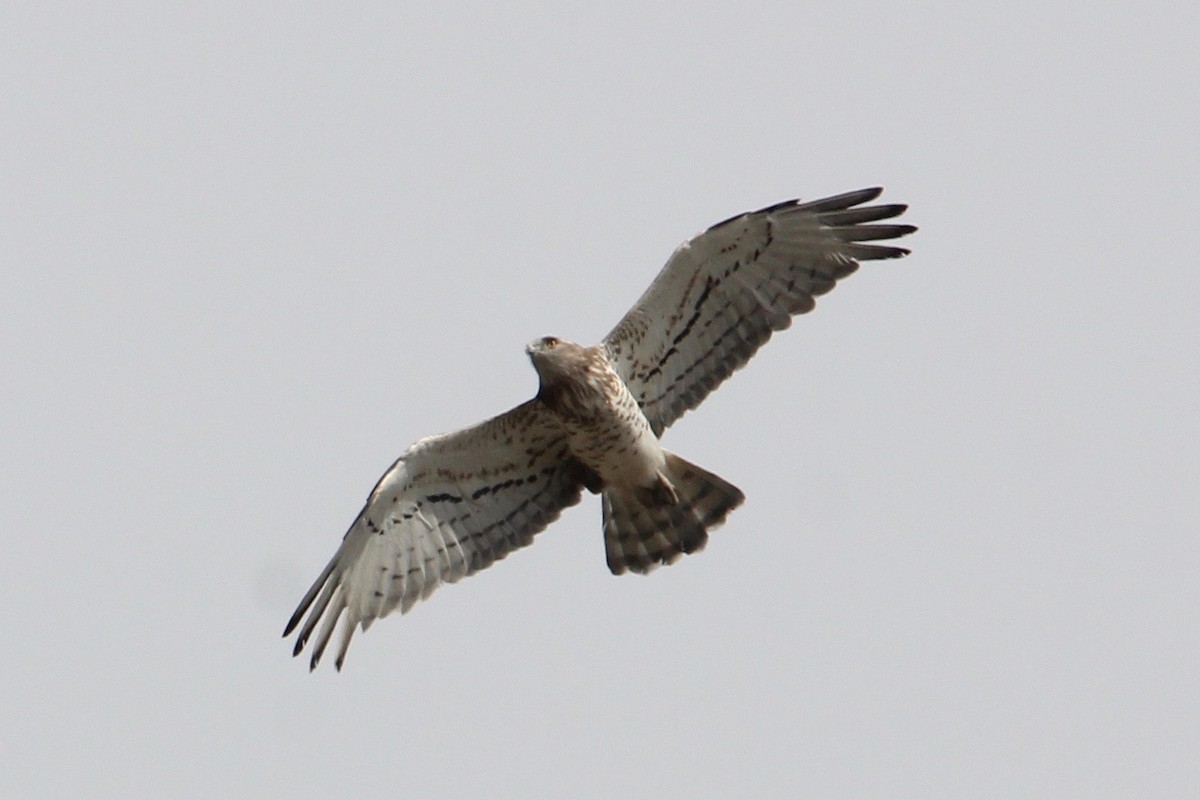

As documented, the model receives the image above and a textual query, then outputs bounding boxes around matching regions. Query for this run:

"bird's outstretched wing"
[603,188,915,436]
[283,400,586,670]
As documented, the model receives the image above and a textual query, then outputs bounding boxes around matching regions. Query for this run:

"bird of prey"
[284,187,915,670]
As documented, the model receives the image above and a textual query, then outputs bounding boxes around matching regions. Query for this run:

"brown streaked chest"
[550,365,658,472]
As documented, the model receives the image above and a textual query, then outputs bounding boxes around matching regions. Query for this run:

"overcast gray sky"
[4,2,1197,797]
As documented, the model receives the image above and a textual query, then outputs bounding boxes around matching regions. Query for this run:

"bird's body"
[528,335,745,575]
[285,187,916,669]
[529,337,662,489]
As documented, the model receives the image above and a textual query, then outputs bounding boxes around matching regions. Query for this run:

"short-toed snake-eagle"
[284,187,915,669]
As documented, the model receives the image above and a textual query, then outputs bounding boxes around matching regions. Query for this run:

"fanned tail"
[602,452,744,575]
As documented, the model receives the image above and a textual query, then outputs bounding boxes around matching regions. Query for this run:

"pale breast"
[558,361,664,487]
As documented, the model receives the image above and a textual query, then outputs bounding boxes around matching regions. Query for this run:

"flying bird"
[285,187,915,669]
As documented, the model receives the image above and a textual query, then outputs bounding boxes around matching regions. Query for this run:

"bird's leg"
[637,472,679,507]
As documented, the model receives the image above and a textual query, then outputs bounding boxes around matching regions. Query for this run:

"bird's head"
[526,335,588,379]
[527,336,596,411]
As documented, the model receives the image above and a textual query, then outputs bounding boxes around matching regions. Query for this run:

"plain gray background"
[4,2,1197,797]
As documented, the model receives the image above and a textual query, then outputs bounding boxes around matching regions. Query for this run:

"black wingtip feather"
[282,547,341,647]
[708,187,905,232]
[795,186,884,213]
[851,244,911,260]
[828,223,918,243]
[819,204,909,226]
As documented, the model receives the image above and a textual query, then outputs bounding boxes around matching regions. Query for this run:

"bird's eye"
[544,336,558,348]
